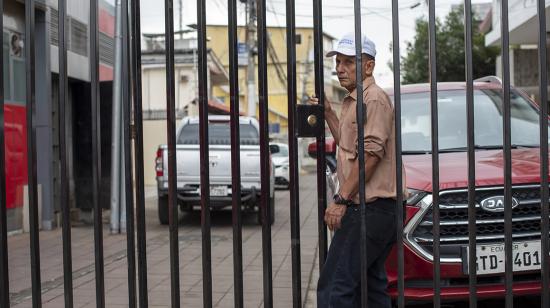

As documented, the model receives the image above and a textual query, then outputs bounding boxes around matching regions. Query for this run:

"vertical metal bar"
[463,1,477,307]
[0,0,8,305]
[227,0,243,306]
[196,0,213,307]
[130,0,149,306]
[427,0,440,307]
[58,0,74,306]
[90,0,106,305]
[164,0,180,307]
[312,0,328,271]
[352,0,368,307]
[256,0,273,306]
[25,0,42,306]
[537,0,550,306]
[390,0,404,307]
[499,0,513,306]
[121,0,137,306]
[286,0,302,306]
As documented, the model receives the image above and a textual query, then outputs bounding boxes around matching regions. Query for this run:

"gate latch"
[295,104,324,138]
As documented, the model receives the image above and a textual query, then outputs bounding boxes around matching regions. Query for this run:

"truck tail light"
[155,148,163,177]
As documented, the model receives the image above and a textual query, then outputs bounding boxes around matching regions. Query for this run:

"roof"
[205,24,336,40]
[189,99,245,116]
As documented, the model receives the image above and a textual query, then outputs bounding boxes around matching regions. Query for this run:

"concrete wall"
[142,64,197,113]
[496,47,550,104]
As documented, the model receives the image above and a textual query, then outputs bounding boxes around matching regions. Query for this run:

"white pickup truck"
[155,116,275,225]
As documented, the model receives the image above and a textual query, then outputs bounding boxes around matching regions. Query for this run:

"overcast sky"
[134,0,493,88]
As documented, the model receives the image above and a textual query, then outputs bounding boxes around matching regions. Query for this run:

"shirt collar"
[345,76,376,101]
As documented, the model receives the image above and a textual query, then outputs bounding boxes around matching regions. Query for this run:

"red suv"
[309,76,549,303]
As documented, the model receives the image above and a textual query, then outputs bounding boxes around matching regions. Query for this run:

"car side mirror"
[269,144,280,155]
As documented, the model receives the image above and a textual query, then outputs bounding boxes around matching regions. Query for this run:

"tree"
[398,5,500,84]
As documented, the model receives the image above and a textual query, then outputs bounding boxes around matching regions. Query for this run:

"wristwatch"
[333,193,353,207]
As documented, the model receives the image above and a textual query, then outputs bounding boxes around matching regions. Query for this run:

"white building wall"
[142,64,203,114]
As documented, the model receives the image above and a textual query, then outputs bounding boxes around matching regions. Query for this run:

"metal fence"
[0,0,549,307]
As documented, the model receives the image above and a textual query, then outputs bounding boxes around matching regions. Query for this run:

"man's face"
[335,54,357,91]
[335,54,375,92]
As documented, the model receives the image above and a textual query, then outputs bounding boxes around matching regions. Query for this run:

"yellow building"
[206,25,341,136]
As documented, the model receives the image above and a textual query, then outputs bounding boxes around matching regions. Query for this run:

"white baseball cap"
[326,32,376,59]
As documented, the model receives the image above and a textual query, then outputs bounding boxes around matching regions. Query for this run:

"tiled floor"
[7,174,321,307]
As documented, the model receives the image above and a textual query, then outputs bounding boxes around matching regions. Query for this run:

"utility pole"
[301,35,313,104]
[245,0,257,117]
[178,0,183,38]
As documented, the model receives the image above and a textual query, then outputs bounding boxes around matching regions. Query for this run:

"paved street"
[6,172,544,307]
[7,173,322,308]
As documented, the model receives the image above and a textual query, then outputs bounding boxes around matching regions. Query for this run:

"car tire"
[158,194,169,225]
[257,195,275,225]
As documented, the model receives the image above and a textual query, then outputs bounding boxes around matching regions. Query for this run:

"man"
[312,33,406,307]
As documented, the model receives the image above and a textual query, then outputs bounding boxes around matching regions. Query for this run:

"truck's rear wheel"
[158,195,169,225]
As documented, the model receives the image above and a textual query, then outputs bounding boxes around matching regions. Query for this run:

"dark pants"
[317,198,397,308]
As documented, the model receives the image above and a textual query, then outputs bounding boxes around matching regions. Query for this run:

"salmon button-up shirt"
[336,76,407,204]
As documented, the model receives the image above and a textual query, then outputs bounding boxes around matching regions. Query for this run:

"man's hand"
[324,203,347,231]
[309,93,333,113]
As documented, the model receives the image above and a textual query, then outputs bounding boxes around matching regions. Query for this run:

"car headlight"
[406,188,429,206]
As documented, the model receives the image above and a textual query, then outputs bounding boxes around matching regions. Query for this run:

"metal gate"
[0,0,549,307]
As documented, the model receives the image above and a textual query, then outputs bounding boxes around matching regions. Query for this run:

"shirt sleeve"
[356,98,393,159]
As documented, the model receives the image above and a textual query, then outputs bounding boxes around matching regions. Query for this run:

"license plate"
[209,185,227,197]
[463,241,542,275]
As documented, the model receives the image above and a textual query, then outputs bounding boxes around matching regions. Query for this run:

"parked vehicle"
[309,76,550,302]
[155,116,275,225]
[269,143,290,189]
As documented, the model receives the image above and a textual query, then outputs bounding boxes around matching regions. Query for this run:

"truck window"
[177,123,259,145]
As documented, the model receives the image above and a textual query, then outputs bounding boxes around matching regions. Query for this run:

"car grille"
[409,185,547,261]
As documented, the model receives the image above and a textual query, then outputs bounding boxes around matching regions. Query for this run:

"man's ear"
[365,60,375,75]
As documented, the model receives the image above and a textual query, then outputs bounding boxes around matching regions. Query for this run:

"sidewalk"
[7,174,321,307]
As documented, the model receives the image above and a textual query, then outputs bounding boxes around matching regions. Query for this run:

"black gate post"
[58,0,74,306]
[464,1,478,307]
[89,0,106,305]
[0,0,9,304]
[163,0,181,307]
[25,0,43,306]
[256,0,274,306]
[427,0,441,306]
[312,0,328,274]
[121,0,137,305]
[227,0,244,306]
[390,0,405,306]
[499,1,513,307]
[285,0,302,307]
[130,0,149,306]
[537,0,550,306]
[350,0,368,306]
[196,0,213,306]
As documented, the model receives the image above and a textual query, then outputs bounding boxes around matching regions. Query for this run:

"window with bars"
[99,32,114,66]
[70,18,88,57]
